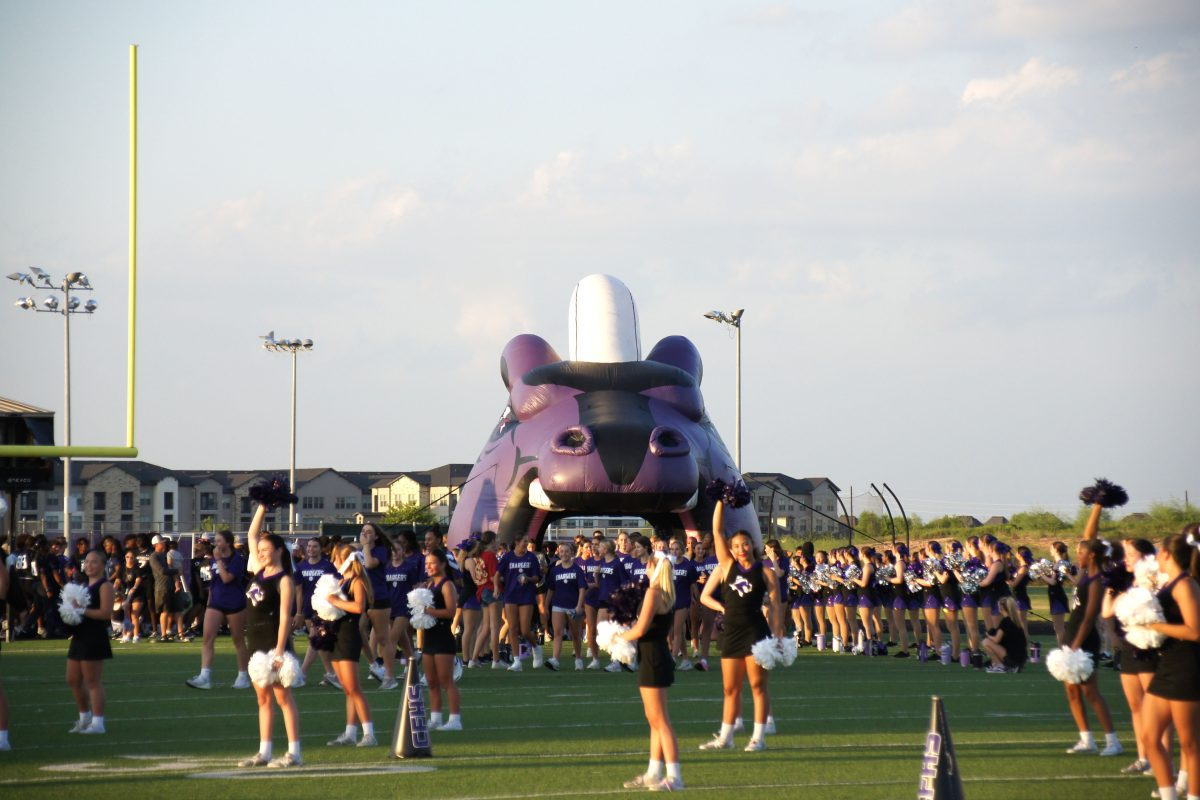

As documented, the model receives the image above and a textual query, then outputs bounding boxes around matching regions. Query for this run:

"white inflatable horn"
[567,274,641,363]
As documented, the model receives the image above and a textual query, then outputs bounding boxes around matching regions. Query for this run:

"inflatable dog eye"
[447,274,760,550]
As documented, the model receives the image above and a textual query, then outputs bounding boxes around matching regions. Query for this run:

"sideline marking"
[189,765,437,780]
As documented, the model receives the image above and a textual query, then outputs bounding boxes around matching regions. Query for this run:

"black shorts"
[370,598,391,611]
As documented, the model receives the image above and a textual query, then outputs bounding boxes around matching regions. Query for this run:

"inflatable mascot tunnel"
[447,274,760,549]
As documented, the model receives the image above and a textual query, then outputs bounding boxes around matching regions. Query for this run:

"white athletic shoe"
[79,721,106,735]
[604,662,622,673]
[380,677,399,690]
[321,672,343,690]
[453,657,464,682]
[492,659,507,670]
[545,657,560,671]
[327,732,357,746]
[186,674,212,690]
[356,734,378,747]
[574,658,584,671]
[291,672,306,688]
[744,738,765,752]
[1099,741,1124,757]
[531,648,544,669]
[1066,740,1098,754]
[699,735,733,750]
[507,661,523,672]
[764,719,776,735]
[677,658,694,671]
[68,718,92,733]
[467,660,479,669]
[623,774,654,789]
[586,658,602,670]
[267,753,302,768]
[238,753,270,768]
[437,719,463,731]
[369,662,385,681]
[231,674,251,689]
[648,777,684,792]
[732,717,744,732]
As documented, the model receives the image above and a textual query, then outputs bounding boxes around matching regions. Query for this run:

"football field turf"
[0,634,1154,799]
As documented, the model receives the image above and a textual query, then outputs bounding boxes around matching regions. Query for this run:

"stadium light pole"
[9,269,98,539]
[703,308,744,472]
[260,332,314,535]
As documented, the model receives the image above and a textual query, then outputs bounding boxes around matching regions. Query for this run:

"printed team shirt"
[386,555,423,617]
[548,561,589,609]
[696,554,720,601]
[365,545,391,601]
[497,550,541,605]
[672,558,699,610]
[296,558,338,617]
[594,557,628,602]
[627,558,651,586]
[208,551,248,610]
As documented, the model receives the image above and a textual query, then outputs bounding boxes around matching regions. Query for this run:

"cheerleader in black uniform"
[1141,529,1200,800]
[66,550,113,734]
[1040,542,1074,646]
[620,552,682,792]
[931,543,963,663]
[238,503,302,768]
[324,543,376,747]
[699,499,784,752]
[1010,547,1034,639]
[421,549,462,731]
[884,549,911,657]
[1062,539,1121,757]
[916,545,944,660]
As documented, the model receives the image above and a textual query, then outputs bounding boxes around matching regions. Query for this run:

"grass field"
[0,622,1165,800]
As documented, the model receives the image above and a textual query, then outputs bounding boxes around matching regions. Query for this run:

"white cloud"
[1111,52,1187,93]
[523,151,579,205]
[961,57,1080,105]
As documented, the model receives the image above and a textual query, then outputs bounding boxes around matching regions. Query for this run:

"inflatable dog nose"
[550,426,596,456]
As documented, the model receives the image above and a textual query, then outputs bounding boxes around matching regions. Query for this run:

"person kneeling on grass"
[983,597,1028,673]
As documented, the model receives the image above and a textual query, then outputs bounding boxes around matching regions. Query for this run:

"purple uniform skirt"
[857,594,875,609]
[907,593,923,611]
[960,593,979,609]
[829,591,844,605]
[891,594,908,611]
[942,596,960,612]
[923,593,941,611]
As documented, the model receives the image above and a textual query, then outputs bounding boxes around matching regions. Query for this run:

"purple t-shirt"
[696,554,720,601]
[548,562,588,609]
[498,550,540,605]
[385,555,423,617]
[594,557,627,602]
[672,558,699,610]
[364,545,390,599]
[296,558,338,617]
[208,551,247,612]
[627,558,650,586]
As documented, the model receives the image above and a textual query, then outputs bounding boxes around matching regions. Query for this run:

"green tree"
[1010,509,1070,532]
[382,501,437,526]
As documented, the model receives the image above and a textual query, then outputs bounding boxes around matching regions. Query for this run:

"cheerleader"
[359,524,398,690]
[421,549,462,730]
[669,537,699,669]
[931,543,963,663]
[186,530,250,690]
[620,552,683,792]
[916,544,945,660]
[238,504,302,768]
[848,546,877,654]
[1140,529,1200,800]
[546,541,588,671]
[955,539,985,657]
[982,596,1028,673]
[1105,538,1168,777]
[1062,539,1121,757]
[789,552,814,648]
[977,538,1008,630]
[323,543,376,747]
[1039,542,1074,645]
[589,539,628,671]
[699,499,784,752]
[294,538,338,687]
[460,535,488,669]
[497,533,543,672]
[1010,547,1034,638]
[0,561,8,751]
[66,550,113,734]
[825,550,850,653]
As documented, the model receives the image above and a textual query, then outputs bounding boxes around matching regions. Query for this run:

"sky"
[1,1,1197,522]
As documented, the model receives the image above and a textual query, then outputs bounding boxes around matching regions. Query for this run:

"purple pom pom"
[308,620,336,652]
[705,479,728,503]
[1079,478,1128,508]
[725,481,751,508]
[249,474,298,510]
[607,582,646,626]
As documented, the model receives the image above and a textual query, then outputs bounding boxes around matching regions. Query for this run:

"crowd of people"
[1,495,1196,795]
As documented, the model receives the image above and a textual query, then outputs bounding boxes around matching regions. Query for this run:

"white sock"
[446,714,461,725]
[646,759,663,779]
[428,712,443,727]
[79,711,92,724]
[344,724,357,738]
[288,741,301,758]
[199,667,211,681]
[1079,731,1095,747]
[1105,731,1119,747]
[718,722,735,743]
[362,722,374,737]
[1155,789,1176,800]
[666,762,681,781]
[752,722,766,741]
[0,730,8,747]
[237,671,249,682]
[259,741,272,760]
[89,716,104,729]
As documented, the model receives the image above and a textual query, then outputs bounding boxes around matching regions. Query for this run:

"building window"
[121,492,134,511]
[335,496,356,510]
[18,493,38,511]
[163,515,174,532]
[200,492,217,511]
[47,493,60,510]
[164,492,175,511]
[93,513,106,528]
[240,497,252,514]
[302,496,324,510]
[93,492,107,511]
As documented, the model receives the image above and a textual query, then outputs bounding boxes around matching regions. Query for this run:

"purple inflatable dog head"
[448,328,760,548]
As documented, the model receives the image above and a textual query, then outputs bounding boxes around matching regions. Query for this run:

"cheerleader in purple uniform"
[187,530,251,690]
[1140,528,1200,800]
[927,543,962,662]
[955,539,985,658]
[669,538,699,670]
[692,537,719,671]
[698,499,784,752]
[826,551,850,653]
[1039,541,1074,646]
[1010,547,1035,639]
[497,534,543,671]
[546,542,588,671]
[884,549,911,657]
[788,552,814,648]
[578,540,603,669]
[914,549,945,659]
[848,546,877,654]
[358,523,397,690]
[386,532,422,668]
[66,550,113,734]
[811,550,832,650]
[589,540,629,671]
[294,538,338,687]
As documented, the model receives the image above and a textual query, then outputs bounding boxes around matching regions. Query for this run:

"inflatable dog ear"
[647,335,703,382]
[501,334,560,391]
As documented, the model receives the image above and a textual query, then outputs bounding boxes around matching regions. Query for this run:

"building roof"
[744,472,842,496]
[0,396,54,416]
[425,463,473,487]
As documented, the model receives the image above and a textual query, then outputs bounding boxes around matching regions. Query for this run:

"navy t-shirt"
[296,558,338,617]
[548,562,588,609]
[497,550,540,605]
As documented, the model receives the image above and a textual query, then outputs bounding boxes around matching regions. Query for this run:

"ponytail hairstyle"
[1162,524,1200,579]
[896,543,909,559]
[1124,538,1155,559]
[997,595,1018,620]
[1052,540,1070,561]
[928,541,943,556]
[650,553,677,609]
[1017,546,1034,566]
[264,533,293,575]
[950,540,963,553]
[332,542,373,606]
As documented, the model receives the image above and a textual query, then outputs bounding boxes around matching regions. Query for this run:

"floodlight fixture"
[702,306,746,471]
[260,331,315,535]
[7,271,35,288]
[15,297,35,310]
[43,296,59,311]
[30,266,50,280]
[84,299,98,312]
[68,296,81,310]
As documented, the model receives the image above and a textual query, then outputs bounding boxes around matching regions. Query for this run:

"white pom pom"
[1046,646,1094,684]
[58,583,90,626]
[1133,556,1164,592]
[407,587,435,614]
[776,636,798,667]
[1125,625,1166,650]
[609,637,637,665]
[248,650,278,688]
[276,651,302,688]
[595,620,637,664]
[751,637,780,669]
[409,610,436,630]
[311,574,345,622]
